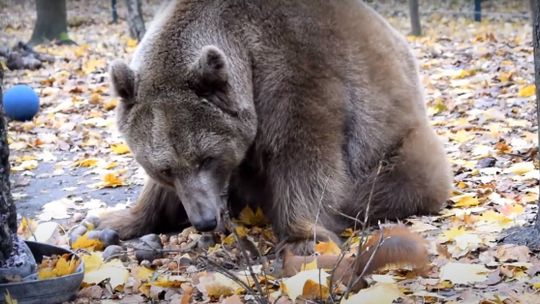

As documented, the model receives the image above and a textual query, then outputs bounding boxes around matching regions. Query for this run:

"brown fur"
[99,0,451,251]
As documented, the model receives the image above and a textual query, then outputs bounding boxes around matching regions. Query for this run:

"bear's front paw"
[97,209,144,240]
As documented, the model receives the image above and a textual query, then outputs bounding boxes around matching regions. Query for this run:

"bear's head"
[109,45,256,232]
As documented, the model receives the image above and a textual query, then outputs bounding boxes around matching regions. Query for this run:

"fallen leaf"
[518,84,536,97]
[315,241,341,255]
[439,262,490,284]
[72,233,105,250]
[341,283,402,304]
[110,143,130,155]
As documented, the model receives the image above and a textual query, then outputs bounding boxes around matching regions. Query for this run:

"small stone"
[87,229,119,247]
[186,265,198,274]
[140,260,152,268]
[197,233,216,250]
[159,234,169,244]
[72,212,85,223]
[69,225,88,244]
[167,261,178,270]
[99,229,120,247]
[169,236,179,246]
[134,234,164,262]
[102,245,125,261]
[83,215,101,228]
[140,234,162,246]
[477,157,497,168]
[78,285,103,299]
[179,254,192,266]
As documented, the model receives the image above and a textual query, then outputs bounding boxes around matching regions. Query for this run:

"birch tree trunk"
[125,0,146,41]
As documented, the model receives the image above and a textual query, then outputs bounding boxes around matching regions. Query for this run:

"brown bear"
[100,0,451,252]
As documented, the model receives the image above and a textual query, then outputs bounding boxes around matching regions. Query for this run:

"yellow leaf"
[518,84,536,97]
[83,259,128,289]
[133,266,155,281]
[440,263,489,284]
[196,272,241,299]
[4,290,17,304]
[126,38,138,48]
[152,275,188,288]
[11,160,38,172]
[449,130,474,144]
[102,173,125,188]
[103,162,118,170]
[451,194,480,208]
[103,98,118,111]
[234,225,249,238]
[75,159,98,168]
[501,204,525,217]
[341,283,402,304]
[477,210,512,226]
[82,252,104,272]
[89,93,103,104]
[83,58,106,74]
[238,206,268,226]
[506,162,535,175]
[72,232,105,250]
[302,279,330,300]
[17,217,37,240]
[442,226,468,241]
[301,258,319,271]
[111,143,130,155]
[532,282,540,289]
[37,268,56,280]
[498,71,513,82]
[223,234,235,246]
[430,98,447,114]
[454,69,476,79]
[38,255,80,279]
[282,269,330,300]
[315,241,341,255]
[340,228,354,237]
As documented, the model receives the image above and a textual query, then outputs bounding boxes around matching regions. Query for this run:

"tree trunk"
[112,0,119,23]
[531,0,540,230]
[29,0,73,46]
[125,0,146,41]
[408,0,422,36]
[0,65,16,263]
[474,0,482,22]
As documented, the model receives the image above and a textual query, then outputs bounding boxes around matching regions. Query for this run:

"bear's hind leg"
[348,124,451,223]
[98,179,190,239]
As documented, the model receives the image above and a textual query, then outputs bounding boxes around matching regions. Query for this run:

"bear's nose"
[193,218,217,232]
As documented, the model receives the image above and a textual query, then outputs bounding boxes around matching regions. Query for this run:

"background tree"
[503,0,540,249]
[125,0,146,41]
[0,66,16,262]
[29,0,74,45]
[532,0,540,231]
[408,0,422,36]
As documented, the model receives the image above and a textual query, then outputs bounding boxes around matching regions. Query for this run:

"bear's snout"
[193,217,218,232]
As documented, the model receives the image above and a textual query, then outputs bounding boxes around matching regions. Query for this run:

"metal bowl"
[0,241,84,304]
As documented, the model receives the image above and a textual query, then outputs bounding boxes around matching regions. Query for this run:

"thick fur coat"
[101,0,451,251]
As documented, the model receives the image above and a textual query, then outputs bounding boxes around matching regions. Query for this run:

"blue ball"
[3,84,40,121]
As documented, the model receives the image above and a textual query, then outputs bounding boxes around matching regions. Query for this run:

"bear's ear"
[110,60,136,102]
[190,45,229,94]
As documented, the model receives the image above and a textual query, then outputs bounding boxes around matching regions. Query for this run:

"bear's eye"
[199,157,215,171]
[160,168,173,177]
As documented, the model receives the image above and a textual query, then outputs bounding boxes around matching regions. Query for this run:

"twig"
[224,212,269,304]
